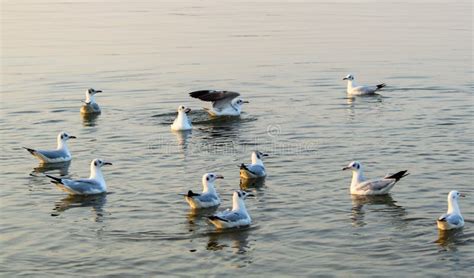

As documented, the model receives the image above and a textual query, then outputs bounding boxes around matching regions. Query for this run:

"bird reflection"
[81,112,100,127]
[435,229,464,251]
[206,228,251,254]
[350,194,406,227]
[172,130,192,149]
[31,161,71,176]
[52,193,107,222]
[345,95,383,120]
[186,207,219,232]
[240,177,265,190]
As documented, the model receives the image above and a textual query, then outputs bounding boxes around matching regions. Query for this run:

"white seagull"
[80,88,102,114]
[46,159,112,195]
[23,132,76,163]
[437,190,465,230]
[208,190,253,229]
[171,105,192,131]
[181,173,223,209]
[342,161,408,195]
[343,74,386,96]
[189,90,249,116]
[240,151,268,179]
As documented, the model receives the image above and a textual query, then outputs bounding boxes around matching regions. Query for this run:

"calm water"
[1,0,473,276]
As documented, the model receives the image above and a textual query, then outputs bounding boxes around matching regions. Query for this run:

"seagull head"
[91,158,113,168]
[448,190,466,201]
[252,150,268,164]
[234,190,254,202]
[177,105,191,114]
[202,173,224,186]
[87,88,102,96]
[58,131,77,142]
[342,161,362,172]
[342,74,354,81]
[233,98,249,107]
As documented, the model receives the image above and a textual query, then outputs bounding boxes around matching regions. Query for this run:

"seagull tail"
[386,170,409,182]
[240,163,256,175]
[208,215,229,222]
[23,147,36,155]
[45,174,63,185]
[376,83,386,90]
[187,190,200,197]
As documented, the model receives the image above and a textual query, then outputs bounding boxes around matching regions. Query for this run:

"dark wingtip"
[386,170,409,182]
[377,83,386,89]
[239,163,247,170]
[189,90,211,99]
[186,190,200,197]
[208,215,228,222]
[23,147,36,154]
[45,174,63,184]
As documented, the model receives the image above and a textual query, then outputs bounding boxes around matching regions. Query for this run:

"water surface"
[1,0,473,276]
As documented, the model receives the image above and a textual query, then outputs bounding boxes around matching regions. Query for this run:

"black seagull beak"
[243,100,249,103]
[95,90,102,93]
[69,136,77,139]
[103,162,113,166]
[215,175,224,179]
[184,107,191,114]
[343,77,348,80]
[342,166,350,171]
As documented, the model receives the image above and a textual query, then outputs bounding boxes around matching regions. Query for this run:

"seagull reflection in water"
[350,194,406,227]
[52,193,107,222]
[207,227,252,255]
[186,207,219,232]
[32,160,71,176]
[81,112,100,127]
[435,229,465,251]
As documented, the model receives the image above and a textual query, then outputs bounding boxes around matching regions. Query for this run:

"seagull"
[171,105,192,131]
[80,88,102,114]
[208,190,254,229]
[342,161,408,195]
[23,132,76,163]
[240,151,268,179]
[180,173,223,209]
[46,159,112,195]
[189,90,249,116]
[437,190,465,230]
[343,74,386,96]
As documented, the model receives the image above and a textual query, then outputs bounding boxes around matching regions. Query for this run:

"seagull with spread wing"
[189,90,248,116]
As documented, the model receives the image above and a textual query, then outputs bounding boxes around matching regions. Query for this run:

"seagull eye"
[94,161,97,166]
[206,177,209,181]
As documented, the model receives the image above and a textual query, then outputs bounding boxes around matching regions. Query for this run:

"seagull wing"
[61,179,102,194]
[357,178,396,192]
[244,164,266,176]
[446,214,463,225]
[189,90,240,110]
[215,210,247,222]
[195,192,219,202]
[36,149,69,160]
